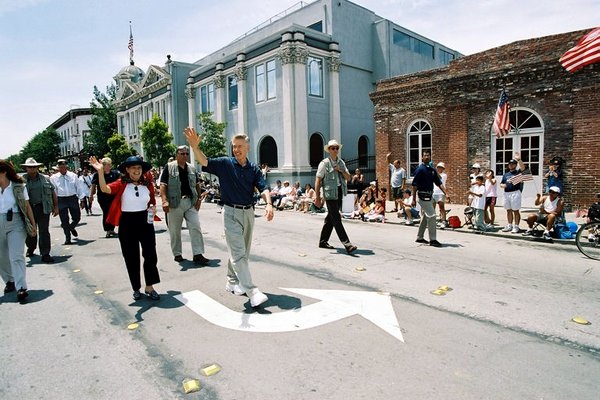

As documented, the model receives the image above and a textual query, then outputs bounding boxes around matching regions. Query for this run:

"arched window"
[309,133,324,168]
[259,136,278,168]
[358,135,369,167]
[407,120,432,177]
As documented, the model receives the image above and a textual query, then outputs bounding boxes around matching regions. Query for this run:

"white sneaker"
[543,231,552,240]
[250,290,268,307]
[225,282,246,296]
[501,224,512,232]
[405,220,414,226]
[511,226,520,234]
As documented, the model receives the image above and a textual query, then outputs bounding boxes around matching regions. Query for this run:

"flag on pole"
[492,89,511,138]
[128,22,134,63]
[559,27,600,73]
[507,170,533,185]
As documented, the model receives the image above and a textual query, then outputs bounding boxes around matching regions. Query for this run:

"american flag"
[128,23,134,62]
[507,170,533,185]
[560,27,600,73]
[493,89,511,138]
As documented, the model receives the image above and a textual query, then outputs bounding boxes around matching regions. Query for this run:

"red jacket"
[106,179,156,227]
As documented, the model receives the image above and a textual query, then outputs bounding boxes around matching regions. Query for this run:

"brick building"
[370,29,600,210]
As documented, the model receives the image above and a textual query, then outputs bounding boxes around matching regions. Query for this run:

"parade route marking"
[175,288,404,342]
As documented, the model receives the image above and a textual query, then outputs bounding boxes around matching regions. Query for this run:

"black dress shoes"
[4,281,16,293]
[70,228,78,237]
[193,254,210,265]
[17,288,29,303]
[42,255,55,263]
[319,241,335,249]
[174,255,184,262]
[26,249,34,257]
[64,239,72,245]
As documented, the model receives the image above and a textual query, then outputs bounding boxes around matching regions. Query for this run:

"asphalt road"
[1,202,599,399]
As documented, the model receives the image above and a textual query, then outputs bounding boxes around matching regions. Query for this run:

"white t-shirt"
[121,183,151,212]
[389,164,406,188]
[0,181,29,213]
[470,185,486,210]
[433,172,447,196]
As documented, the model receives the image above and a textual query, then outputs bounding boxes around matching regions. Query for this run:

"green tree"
[19,128,61,170]
[105,133,136,166]
[140,114,176,167]
[197,112,227,158]
[85,84,117,157]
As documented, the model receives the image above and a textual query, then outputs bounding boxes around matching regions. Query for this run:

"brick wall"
[371,29,600,209]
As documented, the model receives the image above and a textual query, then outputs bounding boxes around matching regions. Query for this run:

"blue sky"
[1,0,598,157]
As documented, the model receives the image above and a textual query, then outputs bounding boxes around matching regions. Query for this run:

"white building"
[49,107,92,169]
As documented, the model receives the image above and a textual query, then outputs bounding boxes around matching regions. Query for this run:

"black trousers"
[319,187,350,246]
[118,211,160,291]
[98,197,115,232]
[58,195,80,240]
[26,204,51,256]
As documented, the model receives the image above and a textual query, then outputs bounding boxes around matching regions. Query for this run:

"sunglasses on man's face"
[329,146,339,150]
[178,152,189,156]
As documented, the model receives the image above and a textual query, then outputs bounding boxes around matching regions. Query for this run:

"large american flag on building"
[128,23,134,62]
[492,89,510,138]
[560,27,600,73]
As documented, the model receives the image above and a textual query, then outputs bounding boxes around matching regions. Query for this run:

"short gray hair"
[176,145,189,153]
[101,157,112,165]
[231,134,249,144]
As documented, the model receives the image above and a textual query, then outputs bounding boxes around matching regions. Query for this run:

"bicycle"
[575,203,600,261]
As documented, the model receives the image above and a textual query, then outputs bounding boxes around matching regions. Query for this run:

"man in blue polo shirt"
[411,150,447,247]
[184,127,274,308]
[500,156,526,233]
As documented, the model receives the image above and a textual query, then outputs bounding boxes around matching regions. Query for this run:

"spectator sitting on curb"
[400,189,420,225]
[523,186,564,240]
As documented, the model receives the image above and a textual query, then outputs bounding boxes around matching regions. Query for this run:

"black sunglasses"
[134,186,139,197]
[178,152,189,155]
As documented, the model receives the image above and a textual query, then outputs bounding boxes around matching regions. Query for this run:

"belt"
[220,202,254,210]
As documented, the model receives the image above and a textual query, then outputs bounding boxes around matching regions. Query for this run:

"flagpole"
[128,21,134,65]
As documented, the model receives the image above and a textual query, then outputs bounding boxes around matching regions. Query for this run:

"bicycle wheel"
[576,222,600,261]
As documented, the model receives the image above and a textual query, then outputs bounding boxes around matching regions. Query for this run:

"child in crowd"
[400,189,420,225]
[467,175,486,231]
[433,162,449,228]
[364,198,385,222]
[484,169,497,225]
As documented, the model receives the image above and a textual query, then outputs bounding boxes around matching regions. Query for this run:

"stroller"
[463,207,474,229]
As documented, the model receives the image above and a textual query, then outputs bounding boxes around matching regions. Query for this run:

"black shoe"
[133,290,141,300]
[105,232,112,238]
[345,244,357,254]
[145,290,160,300]
[193,254,210,265]
[17,288,29,303]
[70,229,78,237]
[26,249,35,257]
[4,281,15,293]
[429,240,442,247]
[174,255,184,262]
[63,239,72,245]
[319,241,335,249]
[41,255,55,263]
[415,238,429,244]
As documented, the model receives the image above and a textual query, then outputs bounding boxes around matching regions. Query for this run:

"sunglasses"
[134,186,139,197]
[329,146,339,150]
[178,152,189,155]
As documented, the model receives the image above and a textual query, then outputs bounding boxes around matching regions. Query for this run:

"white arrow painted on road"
[174,288,403,342]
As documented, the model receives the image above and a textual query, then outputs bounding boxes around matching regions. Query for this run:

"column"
[234,54,248,134]
[328,43,342,143]
[213,63,226,123]
[278,32,310,171]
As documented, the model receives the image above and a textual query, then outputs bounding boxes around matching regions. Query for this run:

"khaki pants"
[167,198,205,257]
[417,197,437,241]
[223,205,258,296]
[0,213,27,290]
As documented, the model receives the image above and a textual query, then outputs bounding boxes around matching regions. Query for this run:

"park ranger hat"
[21,157,43,168]
[324,139,343,152]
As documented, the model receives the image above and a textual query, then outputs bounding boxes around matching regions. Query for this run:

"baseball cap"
[549,186,561,193]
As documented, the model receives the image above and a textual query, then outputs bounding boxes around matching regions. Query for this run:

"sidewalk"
[377,200,583,245]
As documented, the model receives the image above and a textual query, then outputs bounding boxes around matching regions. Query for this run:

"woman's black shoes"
[145,290,160,300]
[319,241,335,249]
[133,290,141,300]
